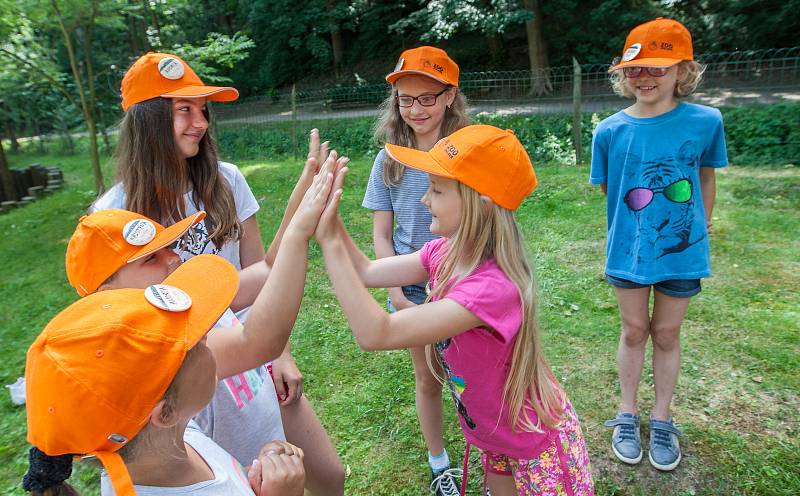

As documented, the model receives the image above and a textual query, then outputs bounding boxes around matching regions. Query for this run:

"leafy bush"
[216,103,799,165]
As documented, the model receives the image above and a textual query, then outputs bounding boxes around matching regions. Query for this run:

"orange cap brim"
[161,85,239,102]
[608,58,682,73]
[385,70,456,87]
[128,211,205,264]
[385,144,453,178]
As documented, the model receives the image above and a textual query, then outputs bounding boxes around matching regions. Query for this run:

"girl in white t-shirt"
[92,52,343,495]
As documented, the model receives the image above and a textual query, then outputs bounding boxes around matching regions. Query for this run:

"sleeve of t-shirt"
[219,162,260,221]
[700,110,728,168]
[362,149,393,211]
[444,268,523,344]
[89,183,127,213]
[589,122,609,184]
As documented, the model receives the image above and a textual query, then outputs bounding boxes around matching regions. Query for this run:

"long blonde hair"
[373,85,470,186]
[426,183,564,432]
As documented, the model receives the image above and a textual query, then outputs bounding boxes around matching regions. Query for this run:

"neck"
[626,98,679,118]
[415,130,441,152]
[124,420,214,487]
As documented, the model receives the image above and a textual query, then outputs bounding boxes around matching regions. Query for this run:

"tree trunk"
[52,0,105,194]
[0,139,16,201]
[523,0,552,95]
[326,0,343,77]
[5,121,20,153]
[487,34,505,67]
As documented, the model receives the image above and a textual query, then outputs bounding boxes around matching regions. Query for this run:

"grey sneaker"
[604,412,643,464]
[430,467,462,496]
[649,418,682,471]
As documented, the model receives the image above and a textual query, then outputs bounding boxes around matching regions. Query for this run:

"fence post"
[572,57,582,165]
[291,84,298,160]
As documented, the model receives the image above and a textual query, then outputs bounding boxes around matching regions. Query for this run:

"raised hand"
[314,164,349,245]
[302,128,330,180]
[287,150,349,240]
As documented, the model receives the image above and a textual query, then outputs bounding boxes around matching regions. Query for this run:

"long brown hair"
[116,98,241,247]
[373,85,470,186]
[426,184,564,432]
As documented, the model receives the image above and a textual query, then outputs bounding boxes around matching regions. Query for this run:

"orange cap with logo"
[385,124,536,210]
[121,52,239,111]
[608,18,693,73]
[66,209,206,297]
[26,254,238,496]
[385,46,460,87]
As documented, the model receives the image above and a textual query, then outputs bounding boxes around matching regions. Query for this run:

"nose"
[162,249,182,273]
[193,109,209,129]
[421,188,431,206]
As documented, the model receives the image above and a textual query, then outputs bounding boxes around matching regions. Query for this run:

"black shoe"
[429,468,462,496]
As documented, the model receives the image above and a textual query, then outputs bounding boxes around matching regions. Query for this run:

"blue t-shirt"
[362,149,438,256]
[589,102,728,283]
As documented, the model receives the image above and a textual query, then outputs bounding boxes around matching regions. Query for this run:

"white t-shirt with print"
[91,161,259,270]
[100,422,254,495]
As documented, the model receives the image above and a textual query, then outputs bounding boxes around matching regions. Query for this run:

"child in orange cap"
[23,255,305,496]
[591,18,727,472]
[318,125,594,496]
[363,45,470,495]
[56,152,347,493]
[92,52,344,494]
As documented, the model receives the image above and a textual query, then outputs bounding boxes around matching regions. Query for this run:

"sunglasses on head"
[396,88,449,108]
[623,66,670,78]
[624,178,692,211]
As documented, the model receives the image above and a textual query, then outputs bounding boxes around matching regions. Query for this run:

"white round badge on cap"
[394,58,404,71]
[622,43,642,62]
[123,219,156,246]
[145,284,192,312]
[158,57,185,80]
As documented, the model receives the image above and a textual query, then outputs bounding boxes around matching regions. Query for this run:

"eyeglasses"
[396,88,449,108]
[624,179,692,211]
[623,66,670,78]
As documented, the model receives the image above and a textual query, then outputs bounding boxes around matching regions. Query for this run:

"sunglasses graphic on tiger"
[624,178,692,212]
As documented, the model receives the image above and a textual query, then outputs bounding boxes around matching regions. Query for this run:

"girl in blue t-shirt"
[362,46,469,495]
[590,18,727,472]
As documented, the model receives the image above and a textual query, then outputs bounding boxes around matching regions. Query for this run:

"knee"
[415,372,443,396]
[651,324,680,351]
[620,321,650,347]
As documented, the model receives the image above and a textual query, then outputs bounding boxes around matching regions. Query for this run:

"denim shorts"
[605,274,701,298]
[387,284,428,312]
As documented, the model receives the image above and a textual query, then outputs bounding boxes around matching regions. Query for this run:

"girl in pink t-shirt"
[315,125,594,496]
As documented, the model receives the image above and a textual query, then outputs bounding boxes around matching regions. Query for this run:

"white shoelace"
[429,467,463,496]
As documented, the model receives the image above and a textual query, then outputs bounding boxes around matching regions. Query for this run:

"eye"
[144,254,157,263]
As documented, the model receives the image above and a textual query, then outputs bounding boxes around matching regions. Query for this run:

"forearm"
[700,169,716,223]
[265,175,314,266]
[336,218,374,282]
[244,230,310,362]
[321,238,391,350]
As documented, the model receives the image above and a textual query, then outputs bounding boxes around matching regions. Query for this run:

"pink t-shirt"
[420,237,559,459]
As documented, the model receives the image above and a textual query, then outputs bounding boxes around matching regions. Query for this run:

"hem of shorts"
[589,177,606,185]
[605,270,710,285]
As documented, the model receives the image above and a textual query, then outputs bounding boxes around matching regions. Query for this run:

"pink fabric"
[419,238,559,459]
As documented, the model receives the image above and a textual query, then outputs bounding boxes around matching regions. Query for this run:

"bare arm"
[699,167,716,232]
[209,153,345,379]
[372,211,417,309]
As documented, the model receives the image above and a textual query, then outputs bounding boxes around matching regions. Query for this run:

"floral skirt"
[481,402,594,495]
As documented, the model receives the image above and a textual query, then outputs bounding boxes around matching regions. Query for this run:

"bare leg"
[486,472,517,496]
[614,286,652,415]
[649,291,691,421]
[409,345,446,458]
[280,396,345,496]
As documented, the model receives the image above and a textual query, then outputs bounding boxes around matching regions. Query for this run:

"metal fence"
[215,47,800,126]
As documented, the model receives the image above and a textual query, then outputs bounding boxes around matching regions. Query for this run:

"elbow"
[354,332,380,351]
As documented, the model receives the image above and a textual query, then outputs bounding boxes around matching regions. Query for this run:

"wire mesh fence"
[214,47,800,127]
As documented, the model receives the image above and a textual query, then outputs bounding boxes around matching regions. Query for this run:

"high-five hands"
[287,149,349,240]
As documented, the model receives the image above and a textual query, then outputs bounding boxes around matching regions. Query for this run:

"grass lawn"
[0,148,797,495]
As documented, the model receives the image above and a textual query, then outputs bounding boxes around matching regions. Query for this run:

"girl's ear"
[480,195,495,210]
[149,399,180,428]
[446,87,457,108]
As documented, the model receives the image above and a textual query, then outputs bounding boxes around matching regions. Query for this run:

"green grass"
[1,148,798,495]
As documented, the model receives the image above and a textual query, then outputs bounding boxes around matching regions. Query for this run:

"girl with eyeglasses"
[362,46,469,496]
[590,19,728,472]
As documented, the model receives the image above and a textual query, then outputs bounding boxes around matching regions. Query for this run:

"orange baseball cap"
[26,254,238,496]
[385,125,536,210]
[121,52,239,111]
[66,209,205,297]
[608,18,693,73]
[385,46,460,87]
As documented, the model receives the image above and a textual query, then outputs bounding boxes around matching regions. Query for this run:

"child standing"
[319,125,594,496]
[590,18,727,471]
[91,52,344,493]
[362,45,469,495]
[23,255,305,495]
